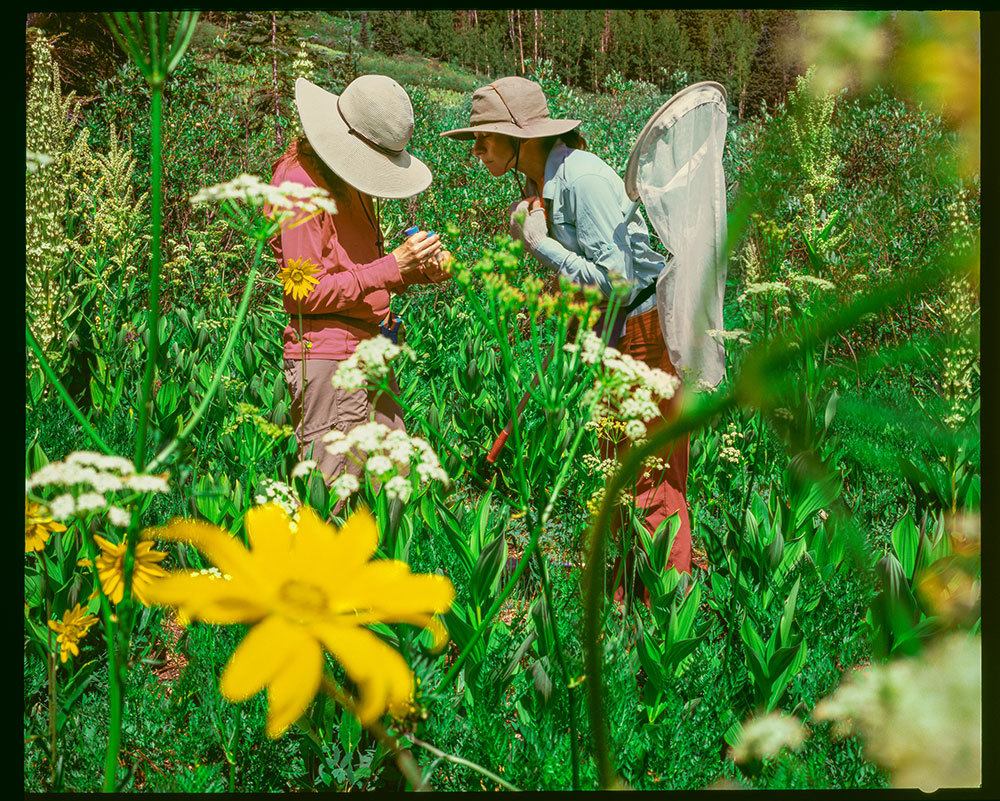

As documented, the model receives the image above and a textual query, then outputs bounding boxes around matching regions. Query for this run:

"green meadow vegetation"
[25,11,980,793]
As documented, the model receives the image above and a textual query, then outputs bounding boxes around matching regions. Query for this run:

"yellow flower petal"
[264,630,323,738]
[151,519,257,579]
[245,504,295,565]
[142,574,268,624]
[313,622,414,724]
[329,506,380,566]
[220,616,301,702]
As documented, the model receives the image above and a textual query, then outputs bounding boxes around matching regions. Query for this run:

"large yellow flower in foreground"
[92,535,169,605]
[142,504,454,737]
[48,603,99,663]
[25,499,66,552]
[278,256,320,302]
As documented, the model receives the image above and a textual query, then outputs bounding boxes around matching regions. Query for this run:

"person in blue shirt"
[442,76,693,607]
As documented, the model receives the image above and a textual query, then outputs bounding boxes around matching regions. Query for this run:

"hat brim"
[295,78,431,199]
[440,117,581,141]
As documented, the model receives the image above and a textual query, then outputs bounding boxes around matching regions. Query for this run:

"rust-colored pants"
[284,358,406,494]
[605,307,691,608]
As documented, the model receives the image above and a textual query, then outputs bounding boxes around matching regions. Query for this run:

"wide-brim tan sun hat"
[295,75,431,199]
[440,76,581,141]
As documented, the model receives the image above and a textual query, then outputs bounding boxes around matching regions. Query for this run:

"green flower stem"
[298,305,306,462]
[134,81,164,472]
[38,548,58,789]
[25,324,115,456]
[583,391,736,788]
[318,675,424,790]
[532,541,580,791]
[378,383,524,511]
[146,239,265,474]
[78,528,124,793]
[409,735,521,792]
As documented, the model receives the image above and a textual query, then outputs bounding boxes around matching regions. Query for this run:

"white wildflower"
[706,328,751,345]
[123,473,170,493]
[26,150,54,173]
[812,632,981,792]
[738,281,790,302]
[384,475,413,503]
[730,712,807,764]
[190,174,337,217]
[107,506,132,528]
[331,337,416,390]
[789,273,836,291]
[624,419,647,440]
[365,454,394,477]
[330,473,360,501]
[75,492,108,512]
[291,459,317,479]
[49,494,75,521]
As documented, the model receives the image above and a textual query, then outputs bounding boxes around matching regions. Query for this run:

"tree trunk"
[516,9,525,73]
[272,12,282,148]
[533,10,539,61]
[601,9,611,53]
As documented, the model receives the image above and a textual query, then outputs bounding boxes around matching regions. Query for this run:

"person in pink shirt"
[271,75,450,495]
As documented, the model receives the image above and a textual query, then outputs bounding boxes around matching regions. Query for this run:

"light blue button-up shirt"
[528,142,665,318]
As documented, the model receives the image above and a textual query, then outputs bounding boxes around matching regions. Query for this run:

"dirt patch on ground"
[151,612,189,693]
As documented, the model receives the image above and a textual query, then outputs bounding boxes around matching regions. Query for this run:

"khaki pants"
[284,359,407,493]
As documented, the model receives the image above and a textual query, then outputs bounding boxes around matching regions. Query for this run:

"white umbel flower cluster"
[254,477,300,517]
[812,632,981,792]
[323,422,448,503]
[566,329,680,441]
[190,174,337,217]
[26,150,54,173]
[330,337,416,391]
[25,451,170,525]
[730,711,808,764]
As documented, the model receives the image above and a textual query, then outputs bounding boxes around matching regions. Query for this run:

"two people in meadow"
[271,73,691,603]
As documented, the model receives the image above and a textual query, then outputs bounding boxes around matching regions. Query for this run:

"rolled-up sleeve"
[531,172,629,298]
[276,210,405,315]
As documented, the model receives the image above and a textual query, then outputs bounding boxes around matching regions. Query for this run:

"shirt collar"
[525,140,573,200]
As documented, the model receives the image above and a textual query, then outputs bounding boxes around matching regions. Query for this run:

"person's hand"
[509,196,547,253]
[420,250,453,283]
[392,230,442,283]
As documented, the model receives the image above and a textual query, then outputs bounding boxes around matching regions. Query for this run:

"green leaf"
[891,513,920,580]
[779,577,801,647]
[636,626,668,692]
[471,532,507,606]
[824,388,839,432]
[664,636,704,677]
[530,594,556,659]
[766,640,808,711]
[25,568,44,608]
[668,582,701,644]
[339,705,362,754]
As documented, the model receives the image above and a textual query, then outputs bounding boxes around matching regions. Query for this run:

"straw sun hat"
[295,75,431,199]
[440,76,580,140]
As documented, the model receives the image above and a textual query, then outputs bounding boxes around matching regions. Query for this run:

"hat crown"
[470,77,551,129]
[339,74,414,153]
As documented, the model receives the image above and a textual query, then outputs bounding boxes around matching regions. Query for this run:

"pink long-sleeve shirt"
[269,140,405,360]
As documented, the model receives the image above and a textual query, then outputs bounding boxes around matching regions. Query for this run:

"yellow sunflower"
[25,499,66,553]
[278,256,320,302]
[142,504,454,737]
[48,602,99,663]
[92,535,169,605]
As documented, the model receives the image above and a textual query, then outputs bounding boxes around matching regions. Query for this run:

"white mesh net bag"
[624,81,729,390]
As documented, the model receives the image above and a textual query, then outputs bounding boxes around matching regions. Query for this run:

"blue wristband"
[403,226,419,236]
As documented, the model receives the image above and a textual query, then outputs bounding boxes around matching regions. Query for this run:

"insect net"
[630,83,729,390]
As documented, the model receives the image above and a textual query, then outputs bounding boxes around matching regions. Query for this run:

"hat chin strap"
[511,139,527,199]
